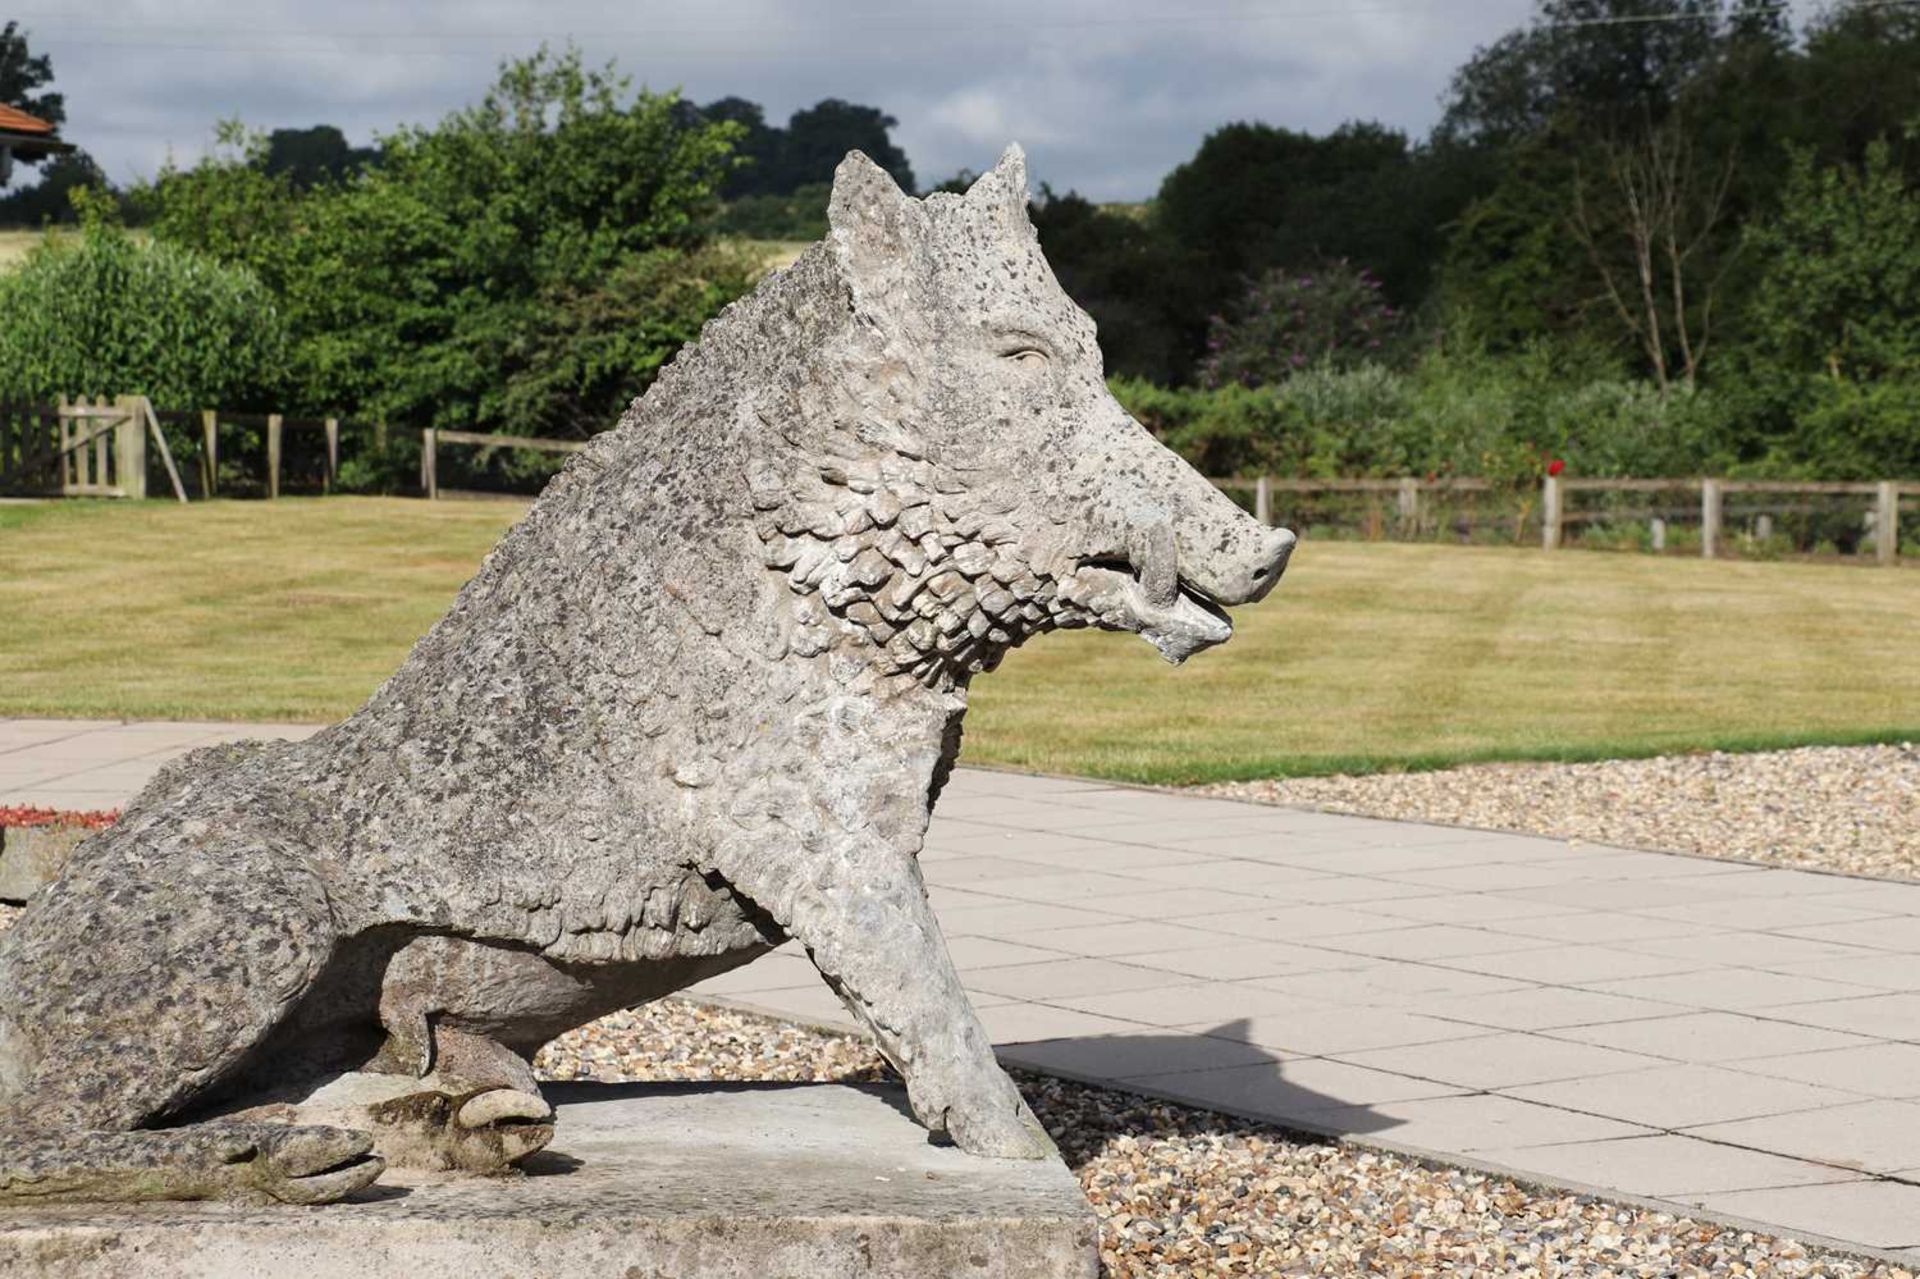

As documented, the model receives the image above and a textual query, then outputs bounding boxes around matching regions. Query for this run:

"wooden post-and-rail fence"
[1220,473,1911,566]
[419,428,584,501]
[1539,474,1911,566]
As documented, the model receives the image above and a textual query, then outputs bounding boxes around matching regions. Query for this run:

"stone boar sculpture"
[0,145,1294,1205]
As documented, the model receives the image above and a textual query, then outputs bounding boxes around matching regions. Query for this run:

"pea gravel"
[1196,743,1920,882]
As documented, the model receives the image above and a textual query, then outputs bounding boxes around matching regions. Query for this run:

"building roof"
[0,105,56,136]
[0,104,72,160]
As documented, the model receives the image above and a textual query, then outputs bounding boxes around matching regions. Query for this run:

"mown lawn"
[2,497,1914,781]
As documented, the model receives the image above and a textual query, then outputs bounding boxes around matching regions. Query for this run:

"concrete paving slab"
[1781,917,1920,953]
[1115,940,1372,982]
[1195,1006,1490,1057]
[1548,1011,1877,1063]
[1687,1099,1920,1177]
[1004,920,1228,959]
[0,1083,1098,1278]
[1762,992,1920,1040]
[1051,980,1336,1028]
[964,958,1187,1002]
[1582,967,1884,1011]
[1411,985,1683,1032]
[1682,1179,1920,1251]
[1502,1063,1869,1130]
[1335,1030,1671,1090]
[1731,1043,1920,1098]
[1314,1093,1654,1153]
[1440,945,1709,986]
[1504,1134,1863,1197]
[1247,961,1532,1008]
[1119,1055,1469,1121]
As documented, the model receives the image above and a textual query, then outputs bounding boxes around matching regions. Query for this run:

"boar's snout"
[1182,522,1296,608]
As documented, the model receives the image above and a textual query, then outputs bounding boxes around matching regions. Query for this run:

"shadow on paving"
[994,1019,1401,1171]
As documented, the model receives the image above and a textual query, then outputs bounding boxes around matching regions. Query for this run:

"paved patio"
[4,718,1918,1263]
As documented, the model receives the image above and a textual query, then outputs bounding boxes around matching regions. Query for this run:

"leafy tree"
[1566,107,1739,391]
[700,96,914,197]
[0,222,287,406]
[1028,189,1207,384]
[0,21,64,189]
[500,242,757,440]
[262,125,379,190]
[0,22,61,129]
[1437,0,1739,146]
[0,149,107,225]
[1200,261,1406,388]
[700,96,785,199]
[779,99,914,194]
[1735,138,1920,475]
[708,182,829,241]
[141,48,742,434]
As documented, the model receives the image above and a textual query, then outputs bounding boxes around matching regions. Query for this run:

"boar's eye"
[1003,347,1051,370]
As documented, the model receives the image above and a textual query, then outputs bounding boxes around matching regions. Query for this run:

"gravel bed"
[1196,743,1920,882]
[0,899,1907,1275]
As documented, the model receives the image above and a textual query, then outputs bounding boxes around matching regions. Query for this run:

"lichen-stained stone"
[0,144,1295,1205]
[0,825,88,905]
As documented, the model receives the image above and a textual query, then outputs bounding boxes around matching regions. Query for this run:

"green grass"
[2,498,1914,780]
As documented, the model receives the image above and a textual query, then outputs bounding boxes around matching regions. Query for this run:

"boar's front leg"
[724,833,1055,1159]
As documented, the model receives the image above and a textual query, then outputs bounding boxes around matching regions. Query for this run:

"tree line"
[0,1,1916,488]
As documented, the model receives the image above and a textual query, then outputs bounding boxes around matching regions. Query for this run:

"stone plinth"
[0,1082,1098,1278]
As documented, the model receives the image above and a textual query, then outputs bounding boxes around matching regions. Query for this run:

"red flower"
[1546,459,1566,476]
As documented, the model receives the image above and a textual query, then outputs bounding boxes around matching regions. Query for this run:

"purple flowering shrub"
[1200,260,1403,389]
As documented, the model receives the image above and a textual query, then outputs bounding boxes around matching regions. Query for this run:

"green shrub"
[0,224,286,406]
[707,183,829,241]
[1114,345,1736,482]
[1200,261,1405,388]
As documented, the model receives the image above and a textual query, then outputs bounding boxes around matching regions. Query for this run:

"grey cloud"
[33,0,1546,200]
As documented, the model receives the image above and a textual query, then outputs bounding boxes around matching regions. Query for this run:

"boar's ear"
[965,143,1030,222]
[828,149,919,279]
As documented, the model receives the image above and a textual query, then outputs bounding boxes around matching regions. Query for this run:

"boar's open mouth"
[1062,558,1234,665]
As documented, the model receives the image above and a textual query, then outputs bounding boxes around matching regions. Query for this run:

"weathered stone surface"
[0,143,1295,1203]
[0,825,86,905]
[0,1082,1099,1277]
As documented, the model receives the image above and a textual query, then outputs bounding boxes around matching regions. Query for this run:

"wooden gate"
[55,396,148,498]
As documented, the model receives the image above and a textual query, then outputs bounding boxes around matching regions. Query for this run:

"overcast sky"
[15,0,1801,202]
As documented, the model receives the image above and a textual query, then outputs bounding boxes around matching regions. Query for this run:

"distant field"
[0,229,44,269]
[738,238,813,271]
[1,498,1914,779]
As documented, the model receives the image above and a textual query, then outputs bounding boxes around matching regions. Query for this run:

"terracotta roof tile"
[0,105,56,136]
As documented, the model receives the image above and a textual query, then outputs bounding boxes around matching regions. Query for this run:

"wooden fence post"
[201,410,218,497]
[421,428,438,500]
[324,417,340,494]
[56,395,71,492]
[1541,474,1562,550]
[1254,475,1271,526]
[1396,477,1419,538]
[1877,480,1900,567]
[267,413,283,500]
[112,395,147,500]
[1701,479,1722,559]
[136,396,187,503]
